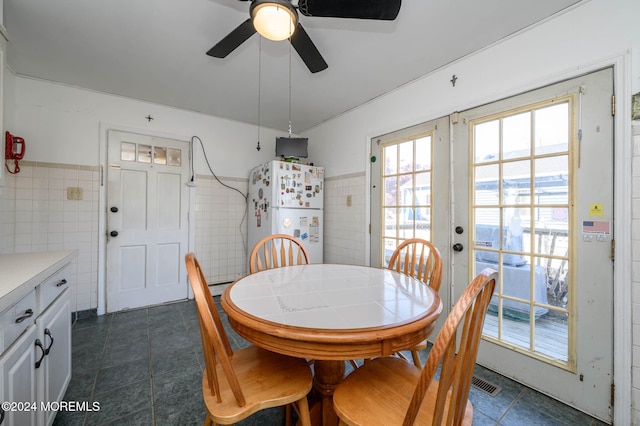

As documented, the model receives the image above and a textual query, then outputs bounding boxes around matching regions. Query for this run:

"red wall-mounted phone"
[5,131,25,174]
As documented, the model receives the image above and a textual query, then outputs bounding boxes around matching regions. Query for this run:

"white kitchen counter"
[0,250,78,313]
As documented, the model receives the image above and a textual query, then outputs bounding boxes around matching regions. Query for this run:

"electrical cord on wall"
[191,135,249,253]
[191,135,248,202]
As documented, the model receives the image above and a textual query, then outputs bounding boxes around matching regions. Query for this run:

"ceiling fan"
[206,0,402,73]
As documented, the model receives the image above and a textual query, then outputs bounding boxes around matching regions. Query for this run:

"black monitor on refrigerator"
[276,137,308,159]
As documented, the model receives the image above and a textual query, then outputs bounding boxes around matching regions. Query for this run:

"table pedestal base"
[309,360,346,426]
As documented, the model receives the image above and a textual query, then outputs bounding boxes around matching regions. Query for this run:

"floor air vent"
[471,375,502,397]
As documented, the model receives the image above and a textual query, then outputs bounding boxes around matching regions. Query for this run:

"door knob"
[110,206,119,213]
[453,243,464,252]
[110,231,119,237]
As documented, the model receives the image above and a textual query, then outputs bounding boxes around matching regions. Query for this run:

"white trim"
[364,135,372,267]
[611,51,632,426]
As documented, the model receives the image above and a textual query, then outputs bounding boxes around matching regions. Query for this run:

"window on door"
[380,133,433,265]
[470,99,573,368]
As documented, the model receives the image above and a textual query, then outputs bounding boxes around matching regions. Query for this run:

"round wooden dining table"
[221,263,442,426]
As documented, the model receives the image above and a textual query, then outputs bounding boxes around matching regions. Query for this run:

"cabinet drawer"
[0,290,37,356]
[38,263,72,312]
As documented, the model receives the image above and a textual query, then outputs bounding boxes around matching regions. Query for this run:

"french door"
[370,116,451,329]
[371,68,613,422]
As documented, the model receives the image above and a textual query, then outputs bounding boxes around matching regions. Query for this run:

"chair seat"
[203,345,312,424]
[410,339,428,351]
[334,356,473,426]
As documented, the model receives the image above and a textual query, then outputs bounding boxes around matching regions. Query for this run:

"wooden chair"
[185,253,313,426]
[334,268,498,426]
[249,234,310,273]
[388,238,443,367]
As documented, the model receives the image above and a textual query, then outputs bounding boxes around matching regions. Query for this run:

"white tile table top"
[228,264,436,329]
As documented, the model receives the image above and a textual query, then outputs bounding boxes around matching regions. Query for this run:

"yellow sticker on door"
[589,203,603,217]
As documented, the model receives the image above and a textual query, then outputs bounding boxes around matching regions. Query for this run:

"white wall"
[8,77,287,177]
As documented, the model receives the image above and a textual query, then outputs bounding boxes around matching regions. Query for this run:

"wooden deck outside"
[483,310,569,362]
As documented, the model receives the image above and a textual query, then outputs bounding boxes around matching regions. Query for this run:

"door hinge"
[611,95,615,116]
[369,223,371,234]
[610,238,615,261]
[610,382,615,408]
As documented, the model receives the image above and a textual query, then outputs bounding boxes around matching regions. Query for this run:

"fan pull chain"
[288,38,292,138]
[256,38,262,151]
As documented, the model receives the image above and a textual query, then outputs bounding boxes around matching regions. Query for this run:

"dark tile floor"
[54,297,608,426]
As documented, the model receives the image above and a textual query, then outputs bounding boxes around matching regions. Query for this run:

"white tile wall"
[0,171,16,253]
[632,122,640,424]
[0,162,100,313]
[324,172,367,265]
[0,166,368,313]
[193,174,249,285]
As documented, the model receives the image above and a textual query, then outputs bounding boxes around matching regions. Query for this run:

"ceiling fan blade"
[290,23,328,73]
[206,18,256,58]
[298,0,401,20]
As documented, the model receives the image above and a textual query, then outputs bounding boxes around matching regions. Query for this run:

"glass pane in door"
[381,134,434,265]
[471,99,572,365]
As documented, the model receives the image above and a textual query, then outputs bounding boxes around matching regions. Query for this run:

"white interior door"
[106,130,190,312]
[452,69,613,422]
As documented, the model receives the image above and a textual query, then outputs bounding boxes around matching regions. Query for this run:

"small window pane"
[474,119,500,163]
[384,145,397,175]
[502,207,528,259]
[138,144,152,163]
[414,172,431,206]
[533,208,569,255]
[534,156,568,204]
[503,112,531,160]
[415,136,431,171]
[384,176,398,206]
[503,160,531,204]
[399,141,413,172]
[168,148,181,166]
[383,238,397,265]
[121,142,136,161]
[534,103,569,155]
[383,211,398,238]
[154,147,167,165]
[475,208,501,237]
[475,164,499,206]
[398,175,414,206]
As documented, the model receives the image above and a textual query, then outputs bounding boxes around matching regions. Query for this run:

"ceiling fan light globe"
[251,2,297,41]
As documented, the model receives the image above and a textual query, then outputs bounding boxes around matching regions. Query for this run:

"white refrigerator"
[248,160,324,264]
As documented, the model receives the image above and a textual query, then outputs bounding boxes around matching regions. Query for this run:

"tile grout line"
[495,387,528,424]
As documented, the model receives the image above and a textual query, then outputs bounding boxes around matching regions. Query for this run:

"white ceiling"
[4,0,583,133]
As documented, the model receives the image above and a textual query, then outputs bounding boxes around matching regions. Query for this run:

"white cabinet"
[0,253,74,426]
[36,291,71,426]
[0,325,38,426]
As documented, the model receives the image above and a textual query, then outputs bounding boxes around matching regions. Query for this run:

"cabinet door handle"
[55,279,68,287]
[15,308,34,323]
[44,328,55,355]
[35,339,46,369]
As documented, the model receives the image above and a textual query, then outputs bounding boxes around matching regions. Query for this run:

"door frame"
[97,123,196,316]
[364,53,632,424]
